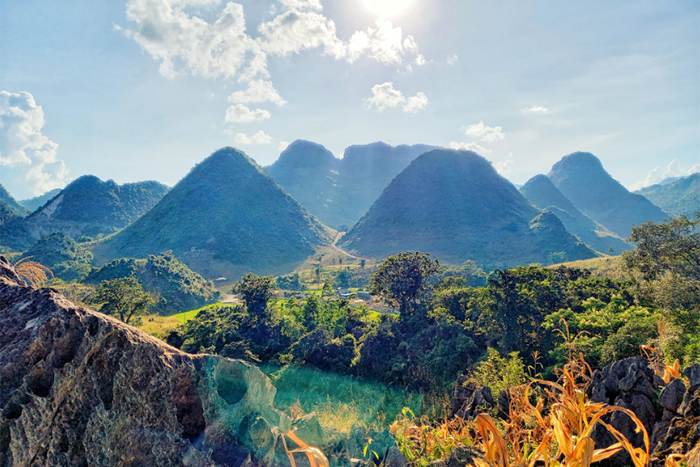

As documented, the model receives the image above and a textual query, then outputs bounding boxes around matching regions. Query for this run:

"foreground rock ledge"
[0,257,401,467]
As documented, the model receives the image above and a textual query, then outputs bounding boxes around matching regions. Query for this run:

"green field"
[167,302,230,323]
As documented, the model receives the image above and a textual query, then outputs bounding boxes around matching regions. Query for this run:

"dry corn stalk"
[282,430,329,467]
[469,353,649,467]
[13,256,53,288]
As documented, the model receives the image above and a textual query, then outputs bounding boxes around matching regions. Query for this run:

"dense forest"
[163,215,700,394]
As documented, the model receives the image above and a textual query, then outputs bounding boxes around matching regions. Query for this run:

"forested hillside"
[340,149,596,268]
[94,147,333,280]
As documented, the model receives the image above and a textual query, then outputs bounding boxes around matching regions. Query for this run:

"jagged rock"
[451,376,495,420]
[685,363,700,391]
[0,256,404,467]
[679,388,700,418]
[658,378,686,413]
[588,357,665,466]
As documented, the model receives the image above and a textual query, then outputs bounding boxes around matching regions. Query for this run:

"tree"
[233,273,276,317]
[369,251,439,319]
[91,277,154,324]
[624,214,700,282]
[624,214,700,362]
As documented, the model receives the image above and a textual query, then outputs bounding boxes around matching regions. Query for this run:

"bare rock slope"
[0,257,398,466]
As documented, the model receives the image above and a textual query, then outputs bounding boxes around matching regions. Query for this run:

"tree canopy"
[369,251,439,319]
[91,277,155,324]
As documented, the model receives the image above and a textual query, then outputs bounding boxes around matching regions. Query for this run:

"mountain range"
[340,149,597,269]
[93,147,333,280]
[23,176,169,241]
[520,174,630,254]
[0,143,692,279]
[19,188,62,212]
[635,173,699,219]
[267,140,436,229]
[0,184,30,217]
[548,152,667,237]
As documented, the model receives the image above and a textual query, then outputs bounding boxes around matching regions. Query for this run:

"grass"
[552,255,634,280]
[168,302,231,323]
[137,315,183,339]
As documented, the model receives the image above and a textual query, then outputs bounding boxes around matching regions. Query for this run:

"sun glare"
[361,0,417,18]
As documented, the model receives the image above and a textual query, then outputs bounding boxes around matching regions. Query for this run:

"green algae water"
[260,365,427,432]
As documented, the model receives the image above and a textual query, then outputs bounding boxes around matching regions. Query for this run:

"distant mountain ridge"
[548,152,667,237]
[94,147,333,280]
[266,141,342,227]
[19,188,62,212]
[268,140,437,228]
[340,149,597,269]
[0,184,30,217]
[520,174,630,254]
[24,176,169,241]
[635,173,699,219]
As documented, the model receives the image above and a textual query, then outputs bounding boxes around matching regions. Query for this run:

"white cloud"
[494,153,514,175]
[631,159,700,190]
[363,82,428,113]
[403,92,429,113]
[278,140,290,151]
[522,105,549,114]
[347,19,422,65]
[0,90,68,197]
[278,0,322,11]
[448,141,492,154]
[119,1,426,122]
[229,80,286,106]
[224,104,271,123]
[446,54,458,66]
[234,130,273,145]
[119,1,262,80]
[258,9,345,58]
[461,121,505,143]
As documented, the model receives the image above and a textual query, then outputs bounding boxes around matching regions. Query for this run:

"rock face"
[587,357,700,467]
[0,257,402,467]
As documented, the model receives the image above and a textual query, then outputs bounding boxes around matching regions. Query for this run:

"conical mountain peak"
[95,147,333,280]
[340,149,596,269]
[548,151,667,236]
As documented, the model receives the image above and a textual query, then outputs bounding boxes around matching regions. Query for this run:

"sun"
[360,0,417,18]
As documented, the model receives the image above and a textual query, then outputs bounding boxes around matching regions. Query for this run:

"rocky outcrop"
[449,357,700,467]
[0,257,403,467]
[587,356,700,467]
[450,376,498,420]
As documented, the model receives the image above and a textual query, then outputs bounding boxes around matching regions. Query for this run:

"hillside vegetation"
[20,233,94,282]
[0,184,30,217]
[636,173,700,218]
[340,149,597,269]
[268,140,436,229]
[24,176,169,241]
[548,152,667,237]
[520,174,630,254]
[85,253,221,315]
[94,147,333,280]
[19,188,61,212]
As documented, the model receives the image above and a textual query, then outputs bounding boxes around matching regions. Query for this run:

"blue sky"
[1,0,698,199]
